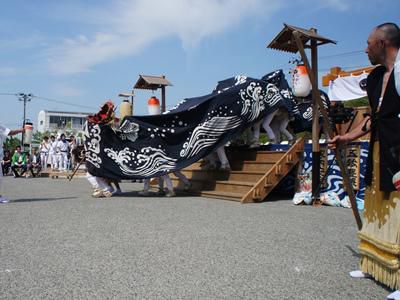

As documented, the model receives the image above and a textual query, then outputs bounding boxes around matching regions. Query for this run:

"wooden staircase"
[170,138,304,203]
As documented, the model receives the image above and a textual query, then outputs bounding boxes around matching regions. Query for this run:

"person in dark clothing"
[1,149,11,175]
[28,148,41,177]
[328,23,400,298]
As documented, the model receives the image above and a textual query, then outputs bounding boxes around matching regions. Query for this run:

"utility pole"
[18,93,33,146]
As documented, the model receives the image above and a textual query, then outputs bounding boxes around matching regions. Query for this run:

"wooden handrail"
[241,138,305,203]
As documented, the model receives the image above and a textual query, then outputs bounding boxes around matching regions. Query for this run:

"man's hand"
[327,135,348,150]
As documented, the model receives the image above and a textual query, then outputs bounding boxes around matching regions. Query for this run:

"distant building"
[37,110,90,134]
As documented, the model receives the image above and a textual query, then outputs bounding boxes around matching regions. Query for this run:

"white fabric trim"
[328,73,368,101]
[395,50,400,97]
[0,124,11,160]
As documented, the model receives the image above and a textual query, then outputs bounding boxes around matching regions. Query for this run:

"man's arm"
[8,128,24,136]
[11,153,18,165]
[328,116,371,149]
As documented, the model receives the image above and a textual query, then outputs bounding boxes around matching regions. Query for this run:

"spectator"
[28,148,41,177]
[39,136,50,170]
[1,149,11,176]
[49,135,57,171]
[69,135,78,170]
[56,134,70,172]
[11,146,27,178]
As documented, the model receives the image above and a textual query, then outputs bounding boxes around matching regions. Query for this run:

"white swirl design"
[84,123,102,168]
[180,116,242,158]
[105,146,177,177]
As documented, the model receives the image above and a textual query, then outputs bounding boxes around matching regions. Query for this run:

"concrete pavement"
[0,176,390,299]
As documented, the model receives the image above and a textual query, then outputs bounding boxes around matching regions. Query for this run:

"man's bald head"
[376,22,400,48]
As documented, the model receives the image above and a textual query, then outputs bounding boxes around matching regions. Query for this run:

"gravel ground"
[0,176,391,299]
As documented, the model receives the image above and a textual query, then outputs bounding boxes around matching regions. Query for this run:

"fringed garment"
[359,142,400,289]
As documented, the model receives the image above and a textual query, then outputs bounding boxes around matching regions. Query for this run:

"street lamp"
[18,93,33,146]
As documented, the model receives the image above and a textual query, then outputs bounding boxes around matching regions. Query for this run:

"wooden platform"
[167,138,304,203]
[41,168,87,179]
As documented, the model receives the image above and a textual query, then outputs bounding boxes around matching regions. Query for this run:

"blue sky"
[0,0,398,129]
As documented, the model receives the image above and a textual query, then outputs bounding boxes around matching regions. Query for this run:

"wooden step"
[198,190,243,202]
[230,161,275,172]
[226,150,286,162]
[182,179,254,194]
[185,161,275,172]
[171,170,266,183]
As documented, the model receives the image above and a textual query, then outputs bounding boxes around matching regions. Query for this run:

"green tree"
[32,130,52,144]
[4,136,21,151]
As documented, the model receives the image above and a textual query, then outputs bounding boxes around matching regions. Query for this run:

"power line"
[32,95,97,110]
[0,92,97,110]
[319,50,364,60]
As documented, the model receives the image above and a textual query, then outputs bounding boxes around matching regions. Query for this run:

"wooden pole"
[292,31,362,230]
[310,30,321,202]
[161,86,166,113]
[161,75,167,113]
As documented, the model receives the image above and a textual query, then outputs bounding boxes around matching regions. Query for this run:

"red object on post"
[148,96,161,115]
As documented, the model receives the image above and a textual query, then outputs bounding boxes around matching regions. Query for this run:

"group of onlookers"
[1,133,81,179]
[38,134,79,173]
[1,146,42,178]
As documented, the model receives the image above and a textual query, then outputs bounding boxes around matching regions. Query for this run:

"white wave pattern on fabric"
[105,146,177,177]
[180,116,242,158]
[84,123,102,168]
[328,73,368,101]
[239,81,282,122]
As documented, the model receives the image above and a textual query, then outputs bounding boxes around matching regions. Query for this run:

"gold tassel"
[361,255,400,289]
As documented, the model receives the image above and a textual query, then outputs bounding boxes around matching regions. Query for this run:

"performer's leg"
[112,181,122,195]
[249,120,262,148]
[217,147,230,170]
[262,110,278,144]
[92,177,113,197]
[138,179,151,196]
[143,179,150,191]
[162,175,175,197]
[202,152,218,170]
[279,117,294,143]
[86,172,99,189]
[174,171,190,190]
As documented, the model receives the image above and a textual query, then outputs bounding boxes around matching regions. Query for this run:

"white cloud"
[45,0,374,75]
[0,67,18,77]
[46,0,282,75]
[51,83,84,98]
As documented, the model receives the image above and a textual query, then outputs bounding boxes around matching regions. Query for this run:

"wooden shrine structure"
[267,24,362,229]
[134,75,172,113]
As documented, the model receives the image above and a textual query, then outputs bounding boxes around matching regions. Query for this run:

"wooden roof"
[134,75,172,90]
[267,24,336,53]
